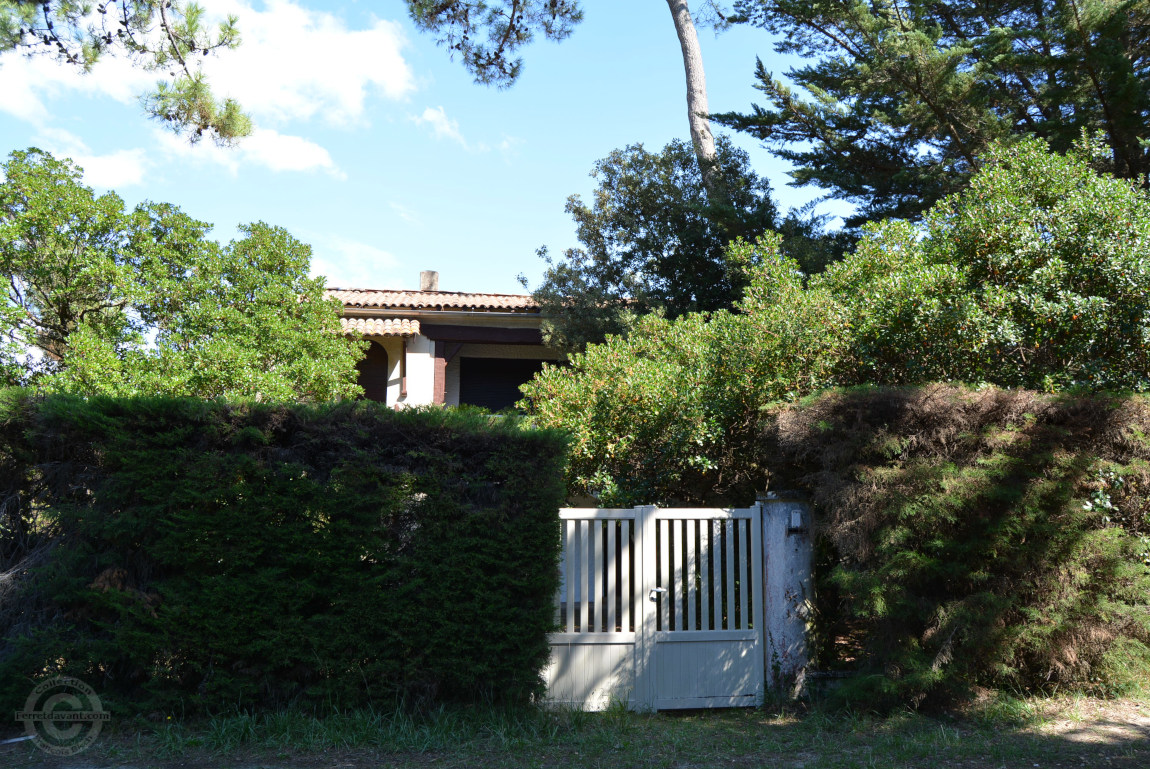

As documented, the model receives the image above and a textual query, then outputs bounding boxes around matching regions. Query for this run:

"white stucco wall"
[363,337,409,406]
[396,334,437,407]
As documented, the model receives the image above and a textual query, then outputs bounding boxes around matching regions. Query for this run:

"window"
[356,341,390,403]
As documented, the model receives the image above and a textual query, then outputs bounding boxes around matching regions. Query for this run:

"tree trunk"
[666,0,720,198]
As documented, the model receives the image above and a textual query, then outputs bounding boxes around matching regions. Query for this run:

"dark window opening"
[459,357,546,411]
[356,341,390,403]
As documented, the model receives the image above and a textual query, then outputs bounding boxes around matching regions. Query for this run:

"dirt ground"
[1031,698,1150,745]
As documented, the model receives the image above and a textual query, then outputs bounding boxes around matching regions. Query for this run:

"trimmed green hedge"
[765,386,1150,707]
[0,393,568,714]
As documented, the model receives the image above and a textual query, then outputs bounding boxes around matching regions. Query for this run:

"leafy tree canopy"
[525,137,848,353]
[0,147,364,400]
[525,138,772,352]
[524,135,1150,504]
[716,0,1150,226]
[0,0,251,142]
[830,134,1150,392]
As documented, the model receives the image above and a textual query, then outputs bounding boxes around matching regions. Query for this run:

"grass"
[2,693,1148,768]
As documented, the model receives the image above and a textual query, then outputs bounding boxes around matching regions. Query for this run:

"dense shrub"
[0,393,568,715]
[525,233,847,506]
[524,136,1150,505]
[765,386,1150,707]
[826,136,1150,391]
[523,136,1150,706]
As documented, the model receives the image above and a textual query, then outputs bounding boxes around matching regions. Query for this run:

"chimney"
[420,270,439,291]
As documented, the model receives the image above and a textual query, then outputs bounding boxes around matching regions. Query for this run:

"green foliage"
[406,0,583,87]
[719,0,1150,226]
[524,136,1150,706]
[527,137,1150,505]
[821,136,1150,392]
[525,138,836,353]
[0,148,363,400]
[764,386,1150,708]
[0,395,569,714]
[0,1,250,142]
[524,233,847,504]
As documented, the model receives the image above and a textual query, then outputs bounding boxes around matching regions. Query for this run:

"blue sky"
[0,0,843,295]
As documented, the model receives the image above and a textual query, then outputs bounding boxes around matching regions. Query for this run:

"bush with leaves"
[524,233,847,505]
[823,136,1150,392]
[526,138,848,353]
[0,395,568,714]
[526,136,1150,504]
[0,148,363,400]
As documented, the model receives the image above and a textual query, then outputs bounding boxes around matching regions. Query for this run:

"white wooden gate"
[544,505,765,710]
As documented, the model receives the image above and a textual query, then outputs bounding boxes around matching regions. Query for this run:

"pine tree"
[717,0,1150,226]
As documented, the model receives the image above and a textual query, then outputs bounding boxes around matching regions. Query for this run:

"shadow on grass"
[1,699,1147,769]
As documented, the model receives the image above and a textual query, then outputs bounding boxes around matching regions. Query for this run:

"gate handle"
[648,587,667,602]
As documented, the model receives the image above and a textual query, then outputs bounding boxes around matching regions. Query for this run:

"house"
[327,271,563,410]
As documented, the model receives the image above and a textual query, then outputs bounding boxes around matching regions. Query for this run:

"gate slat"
[724,519,736,630]
[711,520,722,631]
[663,519,673,631]
[750,508,763,635]
[749,518,758,628]
[561,519,570,625]
[694,519,703,625]
[621,519,631,633]
[580,520,590,632]
[591,520,602,632]
[673,520,685,630]
[686,519,697,631]
[606,520,617,632]
[738,519,749,631]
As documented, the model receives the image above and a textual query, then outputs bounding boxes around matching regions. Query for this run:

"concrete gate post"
[759,491,814,697]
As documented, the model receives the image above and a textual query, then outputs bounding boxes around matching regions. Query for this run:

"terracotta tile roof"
[327,288,539,312]
[340,317,420,337]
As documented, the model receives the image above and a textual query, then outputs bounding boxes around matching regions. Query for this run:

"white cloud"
[499,135,525,158]
[306,233,401,288]
[242,129,345,178]
[202,0,415,126]
[413,106,467,146]
[0,1,415,130]
[152,131,241,174]
[0,53,155,125]
[153,127,344,178]
[389,202,421,224]
[72,148,150,188]
[0,57,51,124]
[34,128,149,188]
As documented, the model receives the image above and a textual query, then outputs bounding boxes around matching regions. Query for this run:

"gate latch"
[648,587,667,602]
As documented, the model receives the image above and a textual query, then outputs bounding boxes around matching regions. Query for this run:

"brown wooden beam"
[420,324,543,345]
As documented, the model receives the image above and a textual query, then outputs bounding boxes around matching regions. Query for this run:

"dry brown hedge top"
[760,386,1150,705]
[765,385,1150,558]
